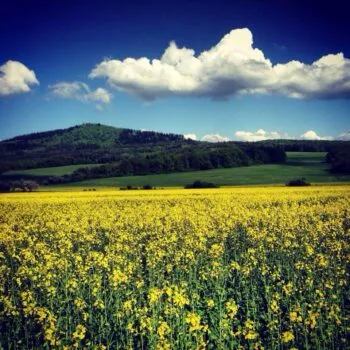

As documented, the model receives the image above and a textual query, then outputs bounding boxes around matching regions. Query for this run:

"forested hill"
[2,123,187,149]
[1,123,348,183]
[0,123,288,183]
[0,124,187,172]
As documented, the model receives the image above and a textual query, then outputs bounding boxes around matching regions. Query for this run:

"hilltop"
[0,123,187,172]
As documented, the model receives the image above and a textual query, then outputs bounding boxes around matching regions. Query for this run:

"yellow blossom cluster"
[0,185,349,348]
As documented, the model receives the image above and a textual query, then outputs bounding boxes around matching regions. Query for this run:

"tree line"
[326,144,350,173]
[41,145,285,185]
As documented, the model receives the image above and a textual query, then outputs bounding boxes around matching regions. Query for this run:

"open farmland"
[45,152,350,189]
[5,152,350,189]
[0,186,349,349]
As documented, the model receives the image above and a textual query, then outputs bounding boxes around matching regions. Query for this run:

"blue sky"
[0,0,349,141]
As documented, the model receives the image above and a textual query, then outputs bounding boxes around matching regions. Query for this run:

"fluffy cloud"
[49,81,87,99]
[184,133,197,140]
[300,130,333,140]
[49,81,112,108]
[201,134,230,142]
[234,129,336,141]
[234,129,288,141]
[0,60,39,96]
[270,53,350,99]
[90,87,112,104]
[336,131,350,141]
[191,129,349,142]
[89,28,350,101]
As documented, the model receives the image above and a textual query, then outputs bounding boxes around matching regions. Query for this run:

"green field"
[3,163,102,177]
[285,151,329,164]
[42,152,350,189]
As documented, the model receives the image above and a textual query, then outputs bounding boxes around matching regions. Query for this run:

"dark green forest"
[326,145,350,173]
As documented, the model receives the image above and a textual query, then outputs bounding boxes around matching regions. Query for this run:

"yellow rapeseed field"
[0,186,349,349]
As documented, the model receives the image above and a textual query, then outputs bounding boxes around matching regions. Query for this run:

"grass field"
[3,152,349,189]
[285,151,327,162]
[3,164,102,177]
[45,152,350,189]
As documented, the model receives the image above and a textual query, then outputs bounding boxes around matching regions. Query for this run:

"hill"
[0,124,286,183]
[1,124,349,187]
[0,123,185,172]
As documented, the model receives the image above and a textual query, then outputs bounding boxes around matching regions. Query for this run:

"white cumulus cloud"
[0,60,39,96]
[49,81,112,108]
[300,130,333,140]
[89,28,350,101]
[201,134,230,142]
[234,129,289,141]
[184,133,197,140]
[90,87,112,104]
[336,131,350,140]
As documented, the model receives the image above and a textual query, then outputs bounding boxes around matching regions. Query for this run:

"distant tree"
[327,145,350,173]
[119,159,134,175]
[142,184,153,190]
[9,179,39,191]
[120,185,138,190]
[286,178,310,186]
[21,180,40,191]
[184,180,219,189]
[0,181,11,192]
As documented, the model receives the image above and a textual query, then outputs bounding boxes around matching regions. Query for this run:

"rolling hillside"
[0,124,287,184]
[1,124,349,188]
[0,123,184,172]
[44,152,350,189]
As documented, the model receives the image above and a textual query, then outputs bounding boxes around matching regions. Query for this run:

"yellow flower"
[93,298,105,310]
[164,286,173,297]
[127,322,135,333]
[281,331,294,343]
[173,290,189,307]
[140,316,152,332]
[305,245,314,256]
[283,282,293,296]
[230,261,241,271]
[207,299,215,308]
[244,319,258,340]
[245,330,258,340]
[270,300,279,313]
[185,312,202,332]
[225,299,238,318]
[157,321,170,339]
[149,288,163,304]
[305,312,318,329]
[316,253,329,268]
[110,268,128,287]
[74,298,86,310]
[123,300,133,311]
[136,280,144,289]
[209,243,223,258]
[289,311,302,323]
[72,324,86,340]
[290,312,298,323]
